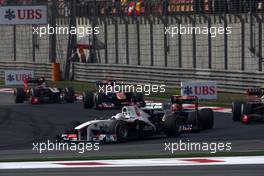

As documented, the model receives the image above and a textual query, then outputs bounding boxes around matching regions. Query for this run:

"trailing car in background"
[56,96,214,143]
[14,77,75,104]
[82,79,145,110]
[232,88,264,124]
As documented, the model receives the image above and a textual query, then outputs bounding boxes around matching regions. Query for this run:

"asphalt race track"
[0,92,264,160]
[0,165,263,176]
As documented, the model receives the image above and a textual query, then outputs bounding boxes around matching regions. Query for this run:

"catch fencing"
[0,1,264,92]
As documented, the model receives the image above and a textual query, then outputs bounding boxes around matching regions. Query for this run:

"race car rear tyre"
[14,88,25,103]
[232,101,243,121]
[83,91,94,109]
[30,88,41,97]
[241,103,252,115]
[198,108,214,129]
[109,120,129,142]
[164,114,182,138]
[64,87,75,103]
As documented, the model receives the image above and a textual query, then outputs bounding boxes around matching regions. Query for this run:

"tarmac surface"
[1,165,264,176]
[0,93,264,175]
[0,93,264,160]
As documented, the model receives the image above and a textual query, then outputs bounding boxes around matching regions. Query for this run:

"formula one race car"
[56,96,214,143]
[14,77,75,104]
[169,95,214,132]
[232,88,264,124]
[82,80,145,110]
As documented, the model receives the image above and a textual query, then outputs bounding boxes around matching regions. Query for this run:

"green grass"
[50,80,244,108]
[0,79,244,107]
[0,79,4,87]
[0,151,264,162]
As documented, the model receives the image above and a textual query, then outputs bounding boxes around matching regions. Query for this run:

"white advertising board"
[0,6,47,24]
[181,81,217,100]
[5,70,34,85]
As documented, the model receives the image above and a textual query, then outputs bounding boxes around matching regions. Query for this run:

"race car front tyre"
[83,91,94,108]
[109,120,129,142]
[14,88,25,103]
[164,114,182,138]
[64,87,75,103]
[95,93,104,110]
[232,101,243,121]
[198,108,214,129]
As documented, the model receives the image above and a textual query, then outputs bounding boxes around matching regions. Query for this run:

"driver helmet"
[261,95,264,103]
[39,76,46,83]
[171,103,182,112]
[113,113,125,120]
[37,76,47,87]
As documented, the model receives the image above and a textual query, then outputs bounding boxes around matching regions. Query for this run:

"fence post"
[236,15,245,71]
[145,17,154,66]
[186,15,196,68]
[121,16,129,64]
[65,0,77,80]
[137,18,141,65]
[258,20,262,71]
[220,15,228,70]
[115,20,119,64]
[50,0,57,63]
[172,16,182,68]
[251,14,263,72]
[125,19,129,64]
[13,25,16,62]
[133,17,141,65]
[103,19,108,64]
[164,17,168,67]
[178,22,182,68]
[201,14,212,69]
[192,19,196,68]
[32,25,36,62]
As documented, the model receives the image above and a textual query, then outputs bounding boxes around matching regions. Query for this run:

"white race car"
[56,97,214,143]
[56,104,182,143]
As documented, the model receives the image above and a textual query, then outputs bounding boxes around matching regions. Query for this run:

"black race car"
[170,95,214,131]
[232,88,264,124]
[14,77,75,104]
[82,80,145,110]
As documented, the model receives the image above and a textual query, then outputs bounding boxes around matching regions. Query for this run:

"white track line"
[0,88,14,93]
[0,156,264,170]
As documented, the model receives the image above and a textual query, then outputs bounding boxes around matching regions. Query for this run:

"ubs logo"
[4,8,43,20]
[4,9,15,20]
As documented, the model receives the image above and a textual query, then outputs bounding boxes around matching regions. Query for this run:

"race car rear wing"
[95,79,116,88]
[171,95,198,104]
[23,78,45,92]
[246,88,264,96]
